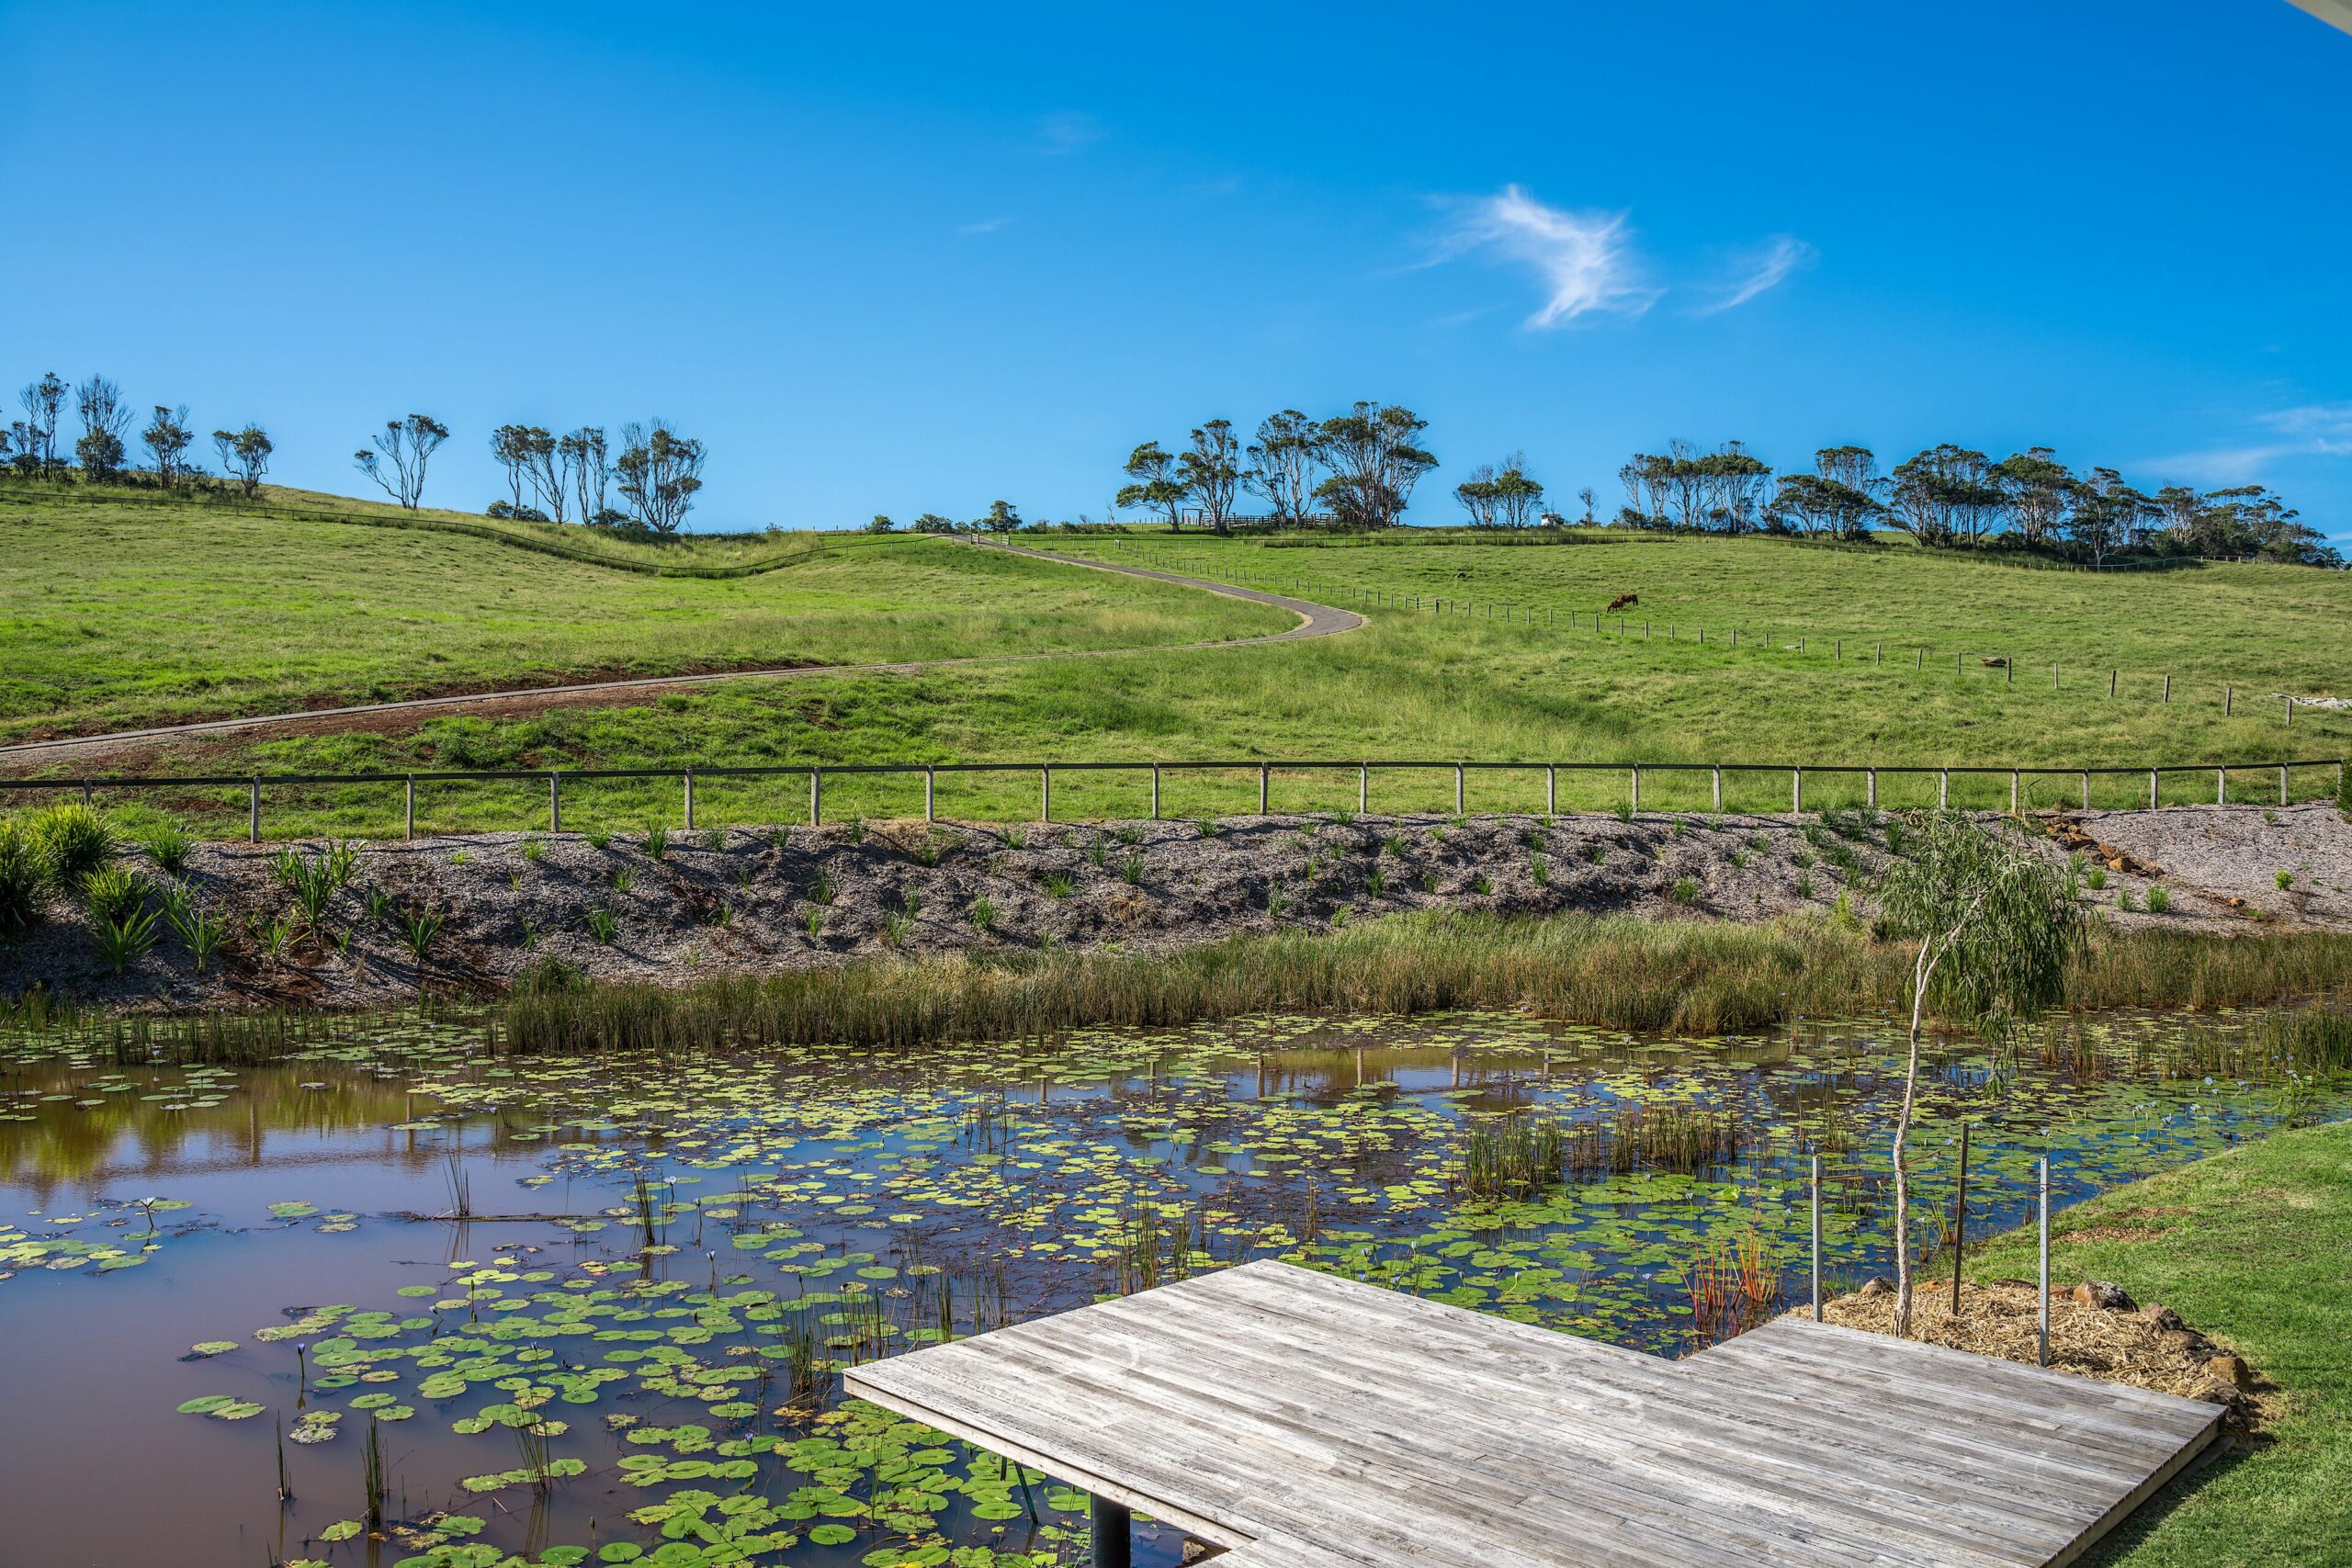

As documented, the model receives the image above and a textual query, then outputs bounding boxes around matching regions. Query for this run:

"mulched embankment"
[5,803,2346,1010]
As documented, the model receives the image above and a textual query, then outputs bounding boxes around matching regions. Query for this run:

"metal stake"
[2037,1156,2051,1368]
[1951,1121,1970,1317]
[1811,1155,1823,1322]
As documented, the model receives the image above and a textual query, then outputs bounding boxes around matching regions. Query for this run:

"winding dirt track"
[0,540,1364,767]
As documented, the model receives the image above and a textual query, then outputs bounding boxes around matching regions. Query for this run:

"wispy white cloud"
[1034,111,1102,154]
[2154,403,2352,484]
[1694,234,1815,314]
[956,216,1013,236]
[1437,186,1658,328]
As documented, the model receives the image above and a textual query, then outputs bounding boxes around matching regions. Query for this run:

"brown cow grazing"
[1606,592,1638,613]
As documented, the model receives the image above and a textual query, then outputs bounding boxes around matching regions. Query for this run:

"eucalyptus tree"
[518,426,571,523]
[1453,463,1498,526]
[1181,420,1241,534]
[1492,453,1544,528]
[356,413,450,510]
[73,376,132,480]
[17,372,64,474]
[1115,440,1189,531]
[141,405,195,488]
[1315,402,1434,528]
[1577,486,1596,525]
[489,423,536,510]
[562,427,610,525]
[1993,448,2075,547]
[2067,467,2152,565]
[1242,410,1324,527]
[615,420,705,533]
[977,499,1023,534]
[1878,812,2081,1338]
[1888,444,1999,547]
[211,423,273,496]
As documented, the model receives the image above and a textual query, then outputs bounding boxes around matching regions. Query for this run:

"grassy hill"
[0,485,1290,742]
[6,491,2350,839]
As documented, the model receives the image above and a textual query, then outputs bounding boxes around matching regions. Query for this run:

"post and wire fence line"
[1039,541,2343,734]
[4,752,2344,844]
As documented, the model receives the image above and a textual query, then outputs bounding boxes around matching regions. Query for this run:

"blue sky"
[6,2,2349,535]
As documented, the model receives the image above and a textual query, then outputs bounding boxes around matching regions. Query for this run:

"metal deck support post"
[1090,1495,1131,1568]
[249,775,261,844]
[1951,1121,1971,1317]
[549,773,561,833]
[404,775,415,840]
[809,769,821,827]
[1453,764,1464,815]
[924,768,935,823]
[1150,763,1160,819]
[1258,763,1269,816]
[1712,766,1723,812]
[1810,1156,1822,1322]
[2038,1157,2052,1368]
[1042,765,1053,822]
[684,771,695,831]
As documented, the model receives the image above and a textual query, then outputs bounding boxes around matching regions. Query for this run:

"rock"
[2156,1327,2204,1354]
[1856,1277,1893,1299]
[2141,1304,2185,1333]
[2204,1354,2254,1390]
[2193,1378,2242,1406]
[2071,1280,2135,1311]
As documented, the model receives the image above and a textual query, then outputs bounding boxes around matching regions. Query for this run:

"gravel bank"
[7,804,2346,1011]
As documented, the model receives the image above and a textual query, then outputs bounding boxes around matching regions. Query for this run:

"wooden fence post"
[2225,684,2233,716]
[2164,673,2171,704]
[1453,764,1464,815]
[2109,669,2117,697]
[809,769,821,827]
[549,773,561,833]
[2285,696,2293,728]
[2280,765,2290,807]
[1258,763,1269,815]
[1043,765,1054,821]
[1867,768,1877,808]
[924,768,935,823]
[2010,771,2019,812]
[1150,763,1160,820]
[2148,768,2158,808]
[684,771,695,831]
[1712,766,1723,812]
[249,775,261,844]
[1359,764,1369,815]
[1791,767,1802,814]
[2080,771,2089,811]
[1545,764,1556,816]
[1630,764,1641,814]
[1939,769,1949,808]
[2216,768,2226,806]
[404,775,415,840]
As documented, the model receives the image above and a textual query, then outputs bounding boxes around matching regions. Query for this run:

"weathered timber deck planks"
[845,1259,2222,1567]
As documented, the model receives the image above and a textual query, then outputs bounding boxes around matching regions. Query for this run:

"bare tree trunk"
[1892,936,1937,1338]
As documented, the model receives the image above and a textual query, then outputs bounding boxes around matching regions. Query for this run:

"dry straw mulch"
[1797,1279,2265,1428]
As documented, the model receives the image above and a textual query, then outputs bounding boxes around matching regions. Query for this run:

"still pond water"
[1,1003,2342,1568]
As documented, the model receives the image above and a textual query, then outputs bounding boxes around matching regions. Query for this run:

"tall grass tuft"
[29,803,115,891]
[0,821,47,934]
[138,822,196,874]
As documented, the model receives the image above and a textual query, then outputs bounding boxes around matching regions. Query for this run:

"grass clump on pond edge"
[498,911,2352,1055]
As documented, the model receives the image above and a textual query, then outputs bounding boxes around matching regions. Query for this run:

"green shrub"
[2146,886,2170,914]
[0,822,45,934]
[138,822,196,875]
[82,863,150,925]
[1672,877,1701,906]
[30,803,115,890]
[968,897,997,932]
[90,906,161,973]
[2276,869,2295,891]
[645,823,670,860]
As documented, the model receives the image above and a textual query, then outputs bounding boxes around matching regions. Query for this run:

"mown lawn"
[1963,1117,2352,1566]
[0,489,1287,740]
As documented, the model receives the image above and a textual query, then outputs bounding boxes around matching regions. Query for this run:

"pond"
[1,1001,2344,1568]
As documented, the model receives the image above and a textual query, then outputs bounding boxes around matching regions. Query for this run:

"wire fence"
[7,753,2344,844]
[1045,542,2346,733]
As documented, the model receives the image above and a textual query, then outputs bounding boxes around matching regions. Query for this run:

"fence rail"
[6,754,2344,843]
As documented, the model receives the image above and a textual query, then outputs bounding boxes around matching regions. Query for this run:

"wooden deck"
[844,1260,2222,1568]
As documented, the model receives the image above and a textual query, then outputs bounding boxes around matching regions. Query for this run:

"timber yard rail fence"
[1040,543,2343,729]
[6,755,2346,844]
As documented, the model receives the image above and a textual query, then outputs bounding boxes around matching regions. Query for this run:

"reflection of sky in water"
[0,1006,2343,1568]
